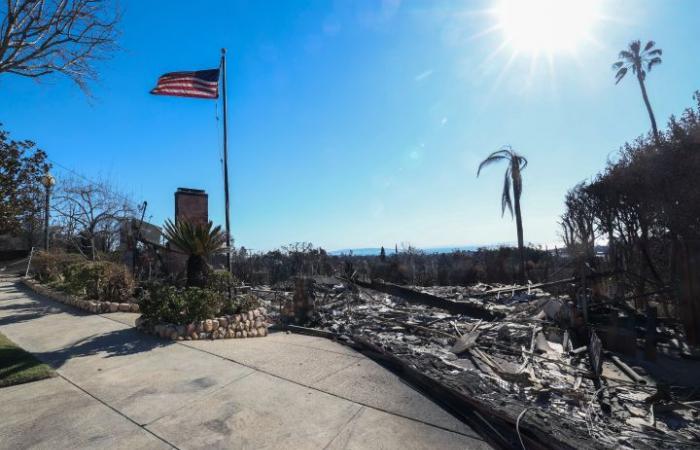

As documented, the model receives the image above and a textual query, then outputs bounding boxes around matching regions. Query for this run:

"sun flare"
[494,0,602,54]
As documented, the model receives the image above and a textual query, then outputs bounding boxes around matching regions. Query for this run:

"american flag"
[150,68,220,99]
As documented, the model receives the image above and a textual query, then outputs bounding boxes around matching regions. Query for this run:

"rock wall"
[21,277,140,314]
[20,277,270,341]
[136,308,269,341]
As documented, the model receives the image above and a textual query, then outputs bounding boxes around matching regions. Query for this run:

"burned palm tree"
[478,146,528,283]
[613,40,663,143]
[163,219,226,287]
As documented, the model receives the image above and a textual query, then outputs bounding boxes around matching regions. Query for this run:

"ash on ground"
[262,276,700,449]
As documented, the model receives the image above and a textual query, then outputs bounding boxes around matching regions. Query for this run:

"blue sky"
[1,0,698,251]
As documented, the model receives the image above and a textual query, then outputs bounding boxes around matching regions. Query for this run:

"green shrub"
[206,271,260,315]
[89,261,135,302]
[32,255,135,303]
[139,284,222,325]
[59,261,135,302]
[182,288,222,323]
[60,262,92,296]
[138,282,171,323]
[31,251,85,283]
[221,293,261,315]
[206,270,238,295]
[139,284,185,324]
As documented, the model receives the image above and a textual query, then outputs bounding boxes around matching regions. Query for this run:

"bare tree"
[0,0,119,92]
[52,177,139,260]
[560,183,598,279]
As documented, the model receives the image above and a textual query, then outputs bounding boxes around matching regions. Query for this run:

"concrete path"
[0,278,491,449]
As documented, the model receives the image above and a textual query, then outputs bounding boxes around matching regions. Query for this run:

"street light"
[41,173,55,251]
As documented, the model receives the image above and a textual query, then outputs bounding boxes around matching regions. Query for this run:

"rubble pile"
[299,277,700,449]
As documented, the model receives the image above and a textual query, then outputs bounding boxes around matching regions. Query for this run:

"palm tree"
[163,219,226,287]
[477,146,528,283]
[613,40,662,144]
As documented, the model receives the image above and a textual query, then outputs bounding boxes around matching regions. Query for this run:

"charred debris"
[255,275,700,449]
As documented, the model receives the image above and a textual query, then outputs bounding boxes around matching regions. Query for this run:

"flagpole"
[221,48,232,275]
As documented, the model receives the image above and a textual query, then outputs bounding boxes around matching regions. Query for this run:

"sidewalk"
[0,278,491,449]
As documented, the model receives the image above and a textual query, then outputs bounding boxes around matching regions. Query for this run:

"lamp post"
[41,173,55,251]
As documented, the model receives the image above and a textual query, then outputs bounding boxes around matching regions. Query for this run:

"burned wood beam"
[348,278,502,320]
[284,324,336,339]
[471,271,620,298]
[472,278,576,297]
[609,354,647,385]
[570,345,588,355]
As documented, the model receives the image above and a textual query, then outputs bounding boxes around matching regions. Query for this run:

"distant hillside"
[328,245,502,256]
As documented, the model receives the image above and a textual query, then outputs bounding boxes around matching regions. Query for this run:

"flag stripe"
[150,68,220,99]
[159,75,218,85]
[151,89,218,99]
[155,82,217,93]
[151,87,217,95]
[153,89,218,97]
[156,79,218,89]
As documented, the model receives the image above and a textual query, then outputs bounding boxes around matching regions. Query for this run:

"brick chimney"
[175,188,208,226]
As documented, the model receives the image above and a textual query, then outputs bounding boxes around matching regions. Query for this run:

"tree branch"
[0,0,119,94]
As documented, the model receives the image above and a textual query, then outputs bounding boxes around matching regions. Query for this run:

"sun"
[494,0,602,54]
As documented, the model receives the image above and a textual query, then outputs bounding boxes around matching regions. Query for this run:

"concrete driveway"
[0,278,491,449]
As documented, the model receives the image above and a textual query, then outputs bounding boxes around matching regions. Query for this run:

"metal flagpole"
[221,48,232,274]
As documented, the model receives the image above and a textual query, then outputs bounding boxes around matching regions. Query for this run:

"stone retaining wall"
[21,277,269,341]
[21,277,140,314]
[136,308,269,341]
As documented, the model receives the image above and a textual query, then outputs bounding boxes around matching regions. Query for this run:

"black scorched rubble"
[281,277,700,449]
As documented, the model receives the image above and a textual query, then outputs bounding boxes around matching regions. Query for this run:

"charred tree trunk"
[514,184,526,284]
[677,239,700,345]
[639,220,664,286]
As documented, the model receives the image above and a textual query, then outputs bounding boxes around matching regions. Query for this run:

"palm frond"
[629,40,641,54]
[517,155,528,170]
[618,50,634,60]
[611,61,624,70]
[501,168,513,218]
[614,67,628,84]
[477,151,507,176]
[643,40,655,52]
[163,219,226,257]
[647,48,662,57]
[647,56,662,71]
[489,149,512,159]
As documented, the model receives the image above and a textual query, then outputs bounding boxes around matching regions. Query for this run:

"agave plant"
[163,219,226,287]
